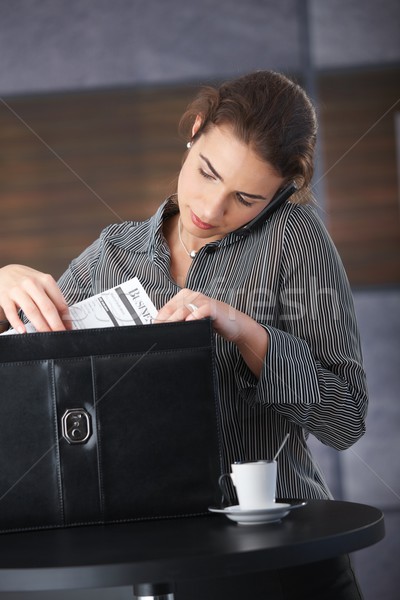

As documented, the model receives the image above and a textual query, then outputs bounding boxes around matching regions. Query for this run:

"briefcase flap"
[0,319,222,533]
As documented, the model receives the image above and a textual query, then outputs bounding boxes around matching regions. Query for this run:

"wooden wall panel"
[0,85,194,278]
[318,68,400,286]
[1,69,399,286]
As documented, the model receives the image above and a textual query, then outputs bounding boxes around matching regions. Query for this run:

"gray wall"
[1,0,400,97]
[311,0,400,68]
[309,289,400,600]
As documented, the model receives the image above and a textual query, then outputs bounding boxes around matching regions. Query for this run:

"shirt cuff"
[235,325,321,408]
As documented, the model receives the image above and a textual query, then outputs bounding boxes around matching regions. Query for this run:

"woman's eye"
[236,194,253,208]
[199,168,253,208]
[199,168,215,180]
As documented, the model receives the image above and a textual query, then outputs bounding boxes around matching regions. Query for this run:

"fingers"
[185,302,210,321]
[34,273,71,330]
[0,296,27,333]
[155,289,246,344]
[155,289,210,323]
[17,275,68,332]
[0,266,69,333]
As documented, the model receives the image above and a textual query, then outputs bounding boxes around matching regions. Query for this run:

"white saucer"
[208,501,306,525]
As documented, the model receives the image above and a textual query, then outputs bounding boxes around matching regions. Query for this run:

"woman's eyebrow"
[199,153,268,201]
[238,190,268,201]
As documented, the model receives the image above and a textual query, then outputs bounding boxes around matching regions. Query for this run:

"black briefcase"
[0,319,222,533]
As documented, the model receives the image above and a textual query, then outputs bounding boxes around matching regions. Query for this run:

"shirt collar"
[147,197,179,257]
[105,197,177,255]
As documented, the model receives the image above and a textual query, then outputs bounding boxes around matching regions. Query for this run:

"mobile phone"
[234,182,297,236]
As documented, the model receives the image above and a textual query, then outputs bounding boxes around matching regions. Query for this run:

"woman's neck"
[163,214,193,287]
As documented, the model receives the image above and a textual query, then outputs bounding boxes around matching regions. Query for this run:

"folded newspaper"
[1,277,157,335]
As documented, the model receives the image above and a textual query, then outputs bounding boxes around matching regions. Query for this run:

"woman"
[0,71,366,599]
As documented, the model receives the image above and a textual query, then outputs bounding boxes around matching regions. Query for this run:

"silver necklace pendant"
[178,217,198,259]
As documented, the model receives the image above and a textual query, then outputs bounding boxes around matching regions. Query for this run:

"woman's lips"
[191,211,214,230]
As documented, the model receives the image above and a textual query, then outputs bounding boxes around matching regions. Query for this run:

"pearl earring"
[186,141,192,149]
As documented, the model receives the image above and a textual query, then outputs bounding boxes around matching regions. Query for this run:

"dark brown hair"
[179,71,317,203]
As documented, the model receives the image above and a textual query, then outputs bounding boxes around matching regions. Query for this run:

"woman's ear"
[191,115,203,138]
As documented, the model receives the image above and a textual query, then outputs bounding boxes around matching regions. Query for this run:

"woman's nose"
[201,191,229,221]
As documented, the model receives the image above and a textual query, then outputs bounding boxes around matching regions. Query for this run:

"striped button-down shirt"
[58,198,368,500]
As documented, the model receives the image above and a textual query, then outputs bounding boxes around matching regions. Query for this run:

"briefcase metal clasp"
[62,409,92,444]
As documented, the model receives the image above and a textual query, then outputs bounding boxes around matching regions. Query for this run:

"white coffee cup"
[219,460,277,510]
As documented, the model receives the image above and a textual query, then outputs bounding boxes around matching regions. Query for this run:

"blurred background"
[0,1,399,598]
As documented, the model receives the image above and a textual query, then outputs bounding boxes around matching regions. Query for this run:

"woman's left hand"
[156,288,269,377]
[156,289,242,342]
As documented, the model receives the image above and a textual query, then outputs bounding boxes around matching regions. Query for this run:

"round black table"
[0,500,385,599]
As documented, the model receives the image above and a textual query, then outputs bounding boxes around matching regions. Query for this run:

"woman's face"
[177,123,285,244]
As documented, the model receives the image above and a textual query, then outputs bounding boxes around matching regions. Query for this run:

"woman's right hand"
[0,264,70,333]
